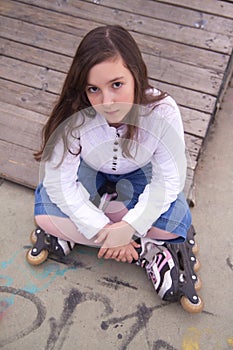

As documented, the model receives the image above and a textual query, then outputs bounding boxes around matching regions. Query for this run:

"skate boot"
[133,236,164,268]
[162,225,204,312]
[135,225,204,313]
[26,227,75,266]
[133,237,176,299]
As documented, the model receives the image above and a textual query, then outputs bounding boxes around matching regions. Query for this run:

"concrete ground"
[0,79,233,350]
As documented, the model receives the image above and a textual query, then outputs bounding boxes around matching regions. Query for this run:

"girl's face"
[85,56,135,125]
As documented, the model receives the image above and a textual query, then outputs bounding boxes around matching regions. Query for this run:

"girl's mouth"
[104,110,119,115]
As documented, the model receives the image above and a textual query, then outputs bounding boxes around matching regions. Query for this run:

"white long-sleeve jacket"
[43,94,187,239]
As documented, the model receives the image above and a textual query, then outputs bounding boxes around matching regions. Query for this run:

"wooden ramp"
[0,0,233,202]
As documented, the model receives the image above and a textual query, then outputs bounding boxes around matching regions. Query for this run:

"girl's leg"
[34,177,104,248]
[104,200,128,222]
[148,192,192,243]
[104,193,190,243]
[35,199,129,247]
[146,226,179,241]
[104,201,178,241]
[35,215,100,247]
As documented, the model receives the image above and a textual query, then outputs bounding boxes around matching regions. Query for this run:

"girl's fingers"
[104,248,118,259]
[119,257,127,263]
[97,247,108,258]
[111,250,120,259]
[103,251,113,259]
[131,247,139,261]
[131,240,141,248]
[116,247,134,263]
[98,243,139,262]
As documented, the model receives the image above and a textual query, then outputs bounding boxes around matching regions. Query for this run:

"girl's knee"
[104,201,128,222]
[34,215,53,231]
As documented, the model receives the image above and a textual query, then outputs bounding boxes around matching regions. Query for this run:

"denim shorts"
[35,160,191,243]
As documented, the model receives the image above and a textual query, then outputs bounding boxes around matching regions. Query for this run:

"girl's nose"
[102,90,114,106]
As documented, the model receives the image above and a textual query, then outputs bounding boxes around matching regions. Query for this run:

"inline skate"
[137,225,204,313]
[26,227,74,265]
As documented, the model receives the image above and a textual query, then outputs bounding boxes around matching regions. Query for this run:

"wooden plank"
[0,137,201,192]
[0,100,210,144]
[156,0,233,19]
[0,104,204,189]
[0,36,223,112]
[0,81,211,143]
[0,79,216,120]
[151,80,216,113]
[0,99,210,152]
[214,48,233,113]
[0,126,203,191]
[0,15,80,57]
[143,54,224,95]
[0,140,39,188]
[184,167,196,207]
[0,80,56,116]
[0,63,217,137]
[0,38,72,73]
[0,0,96,38]
[1,24,229,73]
[184,134,202,167]
[132,32,229,73]
[0,133,203,191]
[0,53,223,96]
[179,107,211,138]
[6,0,232,53]
[0,56,65,94]
[0,0,97,57]
[85,0,233,37]
[0,102,47,149]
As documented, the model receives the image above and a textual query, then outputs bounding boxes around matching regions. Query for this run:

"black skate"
[26,227,74,266]
[136,225,204,313]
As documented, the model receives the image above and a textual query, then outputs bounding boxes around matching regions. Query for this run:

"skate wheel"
[30,230,37,244]
[26,248,48,266]
[194,277,202,291]
[193,258,201,272]
[181,295,204,313]
[192,243,199,254]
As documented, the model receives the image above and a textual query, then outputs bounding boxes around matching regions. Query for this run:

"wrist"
[121,221,136,242]
[122,220,136,235]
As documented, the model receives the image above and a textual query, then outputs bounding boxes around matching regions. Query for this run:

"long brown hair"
[35,25,167,161]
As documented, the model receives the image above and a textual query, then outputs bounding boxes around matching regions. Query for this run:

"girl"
[28,25,191,267]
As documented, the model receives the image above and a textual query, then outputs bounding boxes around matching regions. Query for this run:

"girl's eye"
[112,82,122,89]
[87,86,99,93]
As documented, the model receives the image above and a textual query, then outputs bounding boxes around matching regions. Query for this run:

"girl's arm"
[43,137,110,239]
[122,100,187,237]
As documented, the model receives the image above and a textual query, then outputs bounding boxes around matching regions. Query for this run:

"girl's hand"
[98,240,140,263]
[95,221,136,250]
